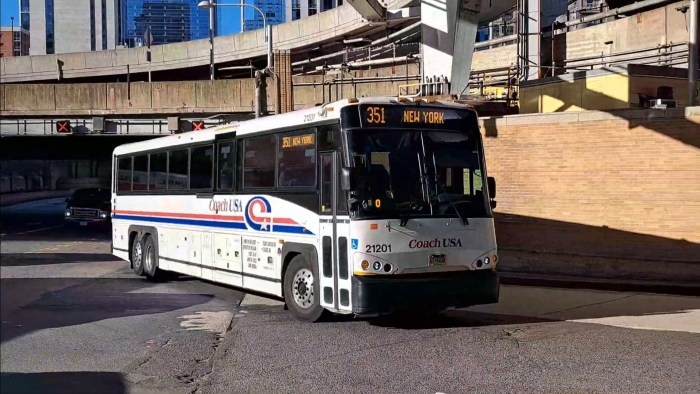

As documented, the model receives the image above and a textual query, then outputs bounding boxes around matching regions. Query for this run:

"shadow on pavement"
[0,277,214,344]
[367,310,551,330]
[0,253,120,266]
[0,371,126,394]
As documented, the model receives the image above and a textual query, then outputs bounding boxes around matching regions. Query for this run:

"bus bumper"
[351,269,499,316]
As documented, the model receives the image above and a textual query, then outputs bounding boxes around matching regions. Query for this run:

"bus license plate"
[429,254,446,266]
[80,222,88,226]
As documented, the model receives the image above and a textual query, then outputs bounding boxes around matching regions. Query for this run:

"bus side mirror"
[341,167,357,191]
[65,198,70,204]
[487,177,496,199]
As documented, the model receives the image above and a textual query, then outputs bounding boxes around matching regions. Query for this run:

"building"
[28,0,119,55]
[285,0,341,23]
[120,0,211,47]
[240,0,342,32]
[0,27,30,57]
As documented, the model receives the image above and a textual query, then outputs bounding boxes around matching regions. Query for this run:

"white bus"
[111,97,500,321]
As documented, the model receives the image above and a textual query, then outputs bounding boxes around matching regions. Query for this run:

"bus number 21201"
[366,244,392,253]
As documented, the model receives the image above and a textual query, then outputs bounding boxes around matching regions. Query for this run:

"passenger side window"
[190,145,213,190]
[117,157,132,192]
[133,155,148,191]
[168,149,189,190]
[217,141,234,191]
[149,152,167,191]
[278,130,316,188]
[242,135,276,189]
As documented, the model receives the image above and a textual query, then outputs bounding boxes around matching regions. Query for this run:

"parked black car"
[64,188,111,226]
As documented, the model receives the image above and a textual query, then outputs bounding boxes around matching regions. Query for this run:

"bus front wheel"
[131,235,145,276]
[283,255,324,322]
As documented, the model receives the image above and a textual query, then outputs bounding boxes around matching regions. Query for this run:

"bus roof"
[112,97,475,156]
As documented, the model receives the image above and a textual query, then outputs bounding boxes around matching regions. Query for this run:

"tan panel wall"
[480,108,700,280]
[565,2,686,61]
[3,84,56,111]
[55,84,107,111]
[472,44,517,71]
[151,81,197,109]
[106,82,152,110]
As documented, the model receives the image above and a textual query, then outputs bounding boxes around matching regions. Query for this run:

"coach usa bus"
[111,97,499,322]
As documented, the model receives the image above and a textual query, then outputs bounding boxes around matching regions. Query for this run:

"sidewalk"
[0,191,72,207]
[499,271,700,297]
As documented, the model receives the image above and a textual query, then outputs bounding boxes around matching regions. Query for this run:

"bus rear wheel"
[131,235,145,276]
[283,255,324,322]
[143,235,161,280]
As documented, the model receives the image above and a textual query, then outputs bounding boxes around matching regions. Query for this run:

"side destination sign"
[358,104,471,129]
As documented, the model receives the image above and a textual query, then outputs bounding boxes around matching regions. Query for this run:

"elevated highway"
[0,1,516,87]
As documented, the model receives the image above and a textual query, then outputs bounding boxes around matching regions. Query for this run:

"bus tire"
[143,235,160,280]
[131,234,145,276]
[283,255,324,322]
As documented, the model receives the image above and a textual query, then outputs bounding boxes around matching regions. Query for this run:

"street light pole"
[209,4,215,80]
[10,17,15,56]
[689,0,698,106]
[198,0,271,70]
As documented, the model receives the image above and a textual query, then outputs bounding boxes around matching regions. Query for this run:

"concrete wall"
[480,107,700,282]
[472,44,517,71]
[2,80,264,115]
[559,1,691,65]
[2,63,420,116]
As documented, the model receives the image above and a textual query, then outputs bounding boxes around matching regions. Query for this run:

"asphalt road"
[1,199,699,393]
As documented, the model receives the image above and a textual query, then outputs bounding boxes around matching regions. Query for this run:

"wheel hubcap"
[292,268,314,309]
[133,242,142,267]
[144,244,153,272]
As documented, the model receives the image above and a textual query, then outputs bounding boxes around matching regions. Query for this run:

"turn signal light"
[361,260,369,270]
[348,98,359,103]
[370,223,378,230]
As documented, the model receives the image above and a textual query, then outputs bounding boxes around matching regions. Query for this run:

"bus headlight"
[99,211,109,219]
[65,210,71,217]
[483,257,490,265]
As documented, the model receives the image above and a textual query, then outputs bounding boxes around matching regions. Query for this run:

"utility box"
[168,116,180,133]
[93,117,105,132]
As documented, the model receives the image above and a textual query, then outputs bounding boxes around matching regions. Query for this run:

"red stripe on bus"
[113,210,244,222]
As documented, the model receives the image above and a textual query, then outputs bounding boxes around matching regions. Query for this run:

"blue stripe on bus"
[113,214,314,235]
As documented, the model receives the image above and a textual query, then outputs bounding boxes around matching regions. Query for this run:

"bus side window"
[190,145,214,190]
[117,157,132,192]
[242,135,276,189]
[217,141,234,192]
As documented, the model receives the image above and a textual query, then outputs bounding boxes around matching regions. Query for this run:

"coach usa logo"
[245,197,273,231]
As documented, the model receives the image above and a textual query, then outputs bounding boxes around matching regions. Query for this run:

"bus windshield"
[347,128,488,220]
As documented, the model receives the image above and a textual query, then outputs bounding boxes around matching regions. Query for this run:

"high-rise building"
[0,27,30,57]
[242,0,286,31]
[285,0,341,23]
[120,0,212,47]
[239,0,341,32]
[28,0,119,55]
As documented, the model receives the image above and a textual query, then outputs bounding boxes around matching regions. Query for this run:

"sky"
[1,1,243,36]
[1,0,19,28]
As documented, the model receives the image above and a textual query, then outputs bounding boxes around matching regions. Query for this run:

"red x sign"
[56,120,71,133]
[192,121,205,131]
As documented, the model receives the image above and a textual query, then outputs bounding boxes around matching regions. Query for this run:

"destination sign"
[282,133,315,149]
[358,105,472,129]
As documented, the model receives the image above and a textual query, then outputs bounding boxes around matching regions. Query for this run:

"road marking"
[14,225,64,235]
[178,311,233,334]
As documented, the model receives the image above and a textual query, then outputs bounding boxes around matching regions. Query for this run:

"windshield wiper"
[432,199,470,226]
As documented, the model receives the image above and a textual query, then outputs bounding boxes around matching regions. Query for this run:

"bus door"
[318,151,352,312]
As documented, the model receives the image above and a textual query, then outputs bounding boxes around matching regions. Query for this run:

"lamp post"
[10,17,15,56]
[197,0,272,73]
